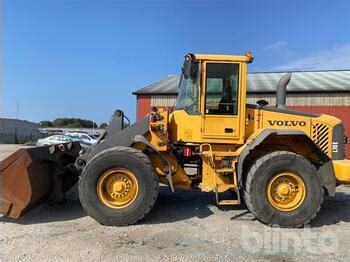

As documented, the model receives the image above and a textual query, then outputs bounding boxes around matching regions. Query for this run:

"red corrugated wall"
[289,106,350,159]
[136,95,151,121]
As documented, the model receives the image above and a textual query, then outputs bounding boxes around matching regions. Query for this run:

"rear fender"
[237,129,336,196]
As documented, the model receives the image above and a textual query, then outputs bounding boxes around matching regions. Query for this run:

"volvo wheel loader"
[1,52,350,227]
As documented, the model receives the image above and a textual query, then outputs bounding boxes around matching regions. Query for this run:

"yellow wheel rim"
[97,168,139,209]
[267,172,306,212]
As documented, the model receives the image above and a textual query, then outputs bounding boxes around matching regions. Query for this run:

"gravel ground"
[0,144,32,161]
[1,145,350,261]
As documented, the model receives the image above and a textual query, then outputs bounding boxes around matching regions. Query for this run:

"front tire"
[78,146,159,226]
[243,151,324,227]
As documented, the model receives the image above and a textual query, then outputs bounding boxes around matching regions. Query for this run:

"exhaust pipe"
[276,73,292,109]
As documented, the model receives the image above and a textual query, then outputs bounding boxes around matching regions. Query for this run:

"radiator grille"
[312,123,330,154]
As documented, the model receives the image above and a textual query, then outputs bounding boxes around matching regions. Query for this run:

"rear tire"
[78,146,159,226]
[243,151,324,227]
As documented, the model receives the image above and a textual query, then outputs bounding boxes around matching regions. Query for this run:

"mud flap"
[0,142,81,218]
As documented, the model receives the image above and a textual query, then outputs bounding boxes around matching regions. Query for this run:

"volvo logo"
[267,120,307,127]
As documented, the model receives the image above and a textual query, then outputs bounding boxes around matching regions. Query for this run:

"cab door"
[201,61,245,143]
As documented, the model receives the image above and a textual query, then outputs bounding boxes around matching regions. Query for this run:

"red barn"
[133,70,350,157]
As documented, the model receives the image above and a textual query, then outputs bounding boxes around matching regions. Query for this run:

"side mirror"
[182,54,192,79]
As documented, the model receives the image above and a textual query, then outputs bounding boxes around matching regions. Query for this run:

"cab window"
[175,62,201,114]
[205,63,239,115]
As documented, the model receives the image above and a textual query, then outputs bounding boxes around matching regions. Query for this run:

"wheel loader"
[1,52,350,227]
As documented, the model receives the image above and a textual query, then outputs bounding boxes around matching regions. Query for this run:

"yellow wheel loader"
[1,52,350,227]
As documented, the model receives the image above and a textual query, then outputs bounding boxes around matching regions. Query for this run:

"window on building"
[205,63,239,115]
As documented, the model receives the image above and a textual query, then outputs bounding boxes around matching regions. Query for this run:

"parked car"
[36,134,92,150]
[65,132,98,145]
[36,135,76,146]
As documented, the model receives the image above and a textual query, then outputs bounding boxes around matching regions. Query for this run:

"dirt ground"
[1,145,350,261]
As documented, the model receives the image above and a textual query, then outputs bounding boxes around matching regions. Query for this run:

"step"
[213,151,239,157]
[218,199,240,205]
[216,168,235,173]
[216,184,237,191]
[201,151,238,158]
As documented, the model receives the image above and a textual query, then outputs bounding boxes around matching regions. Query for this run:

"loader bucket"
[0,142,81,219]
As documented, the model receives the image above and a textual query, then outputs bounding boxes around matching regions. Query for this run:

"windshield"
[175,62,200,114]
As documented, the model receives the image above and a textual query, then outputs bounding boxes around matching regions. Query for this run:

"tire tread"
[243,150,324,228]
[78,146,159,226]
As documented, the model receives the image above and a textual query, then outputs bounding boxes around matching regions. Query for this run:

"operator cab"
[175,54,242,116]
[170,52,253,144]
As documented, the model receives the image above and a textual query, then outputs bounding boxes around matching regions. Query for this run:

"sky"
[1,0,350,124]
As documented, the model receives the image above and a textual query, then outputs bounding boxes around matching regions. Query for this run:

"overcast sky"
[2,0,350,123]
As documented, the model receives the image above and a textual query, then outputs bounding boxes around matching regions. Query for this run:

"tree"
[52,118,71,127]
[42,118,97,128]
[39,120,53,128]
[99,122,108,129]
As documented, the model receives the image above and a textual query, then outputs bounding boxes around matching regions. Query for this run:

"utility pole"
[16,102,19,119]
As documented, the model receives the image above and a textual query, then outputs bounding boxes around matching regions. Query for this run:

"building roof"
[133,70,350,95]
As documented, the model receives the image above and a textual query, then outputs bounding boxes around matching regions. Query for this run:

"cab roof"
[193,52,253,63]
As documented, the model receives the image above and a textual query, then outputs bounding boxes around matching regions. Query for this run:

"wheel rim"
[267,172,306,211]
[97,168,139,209]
